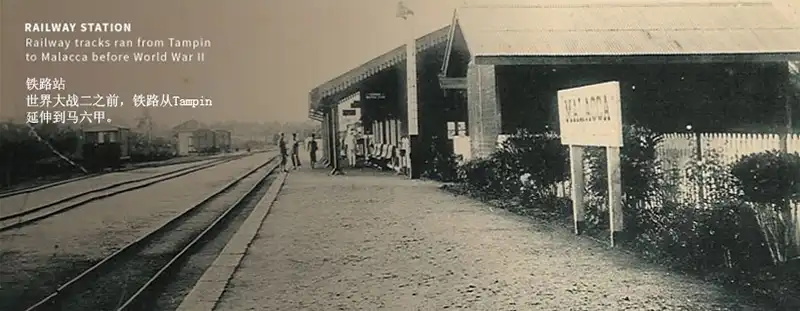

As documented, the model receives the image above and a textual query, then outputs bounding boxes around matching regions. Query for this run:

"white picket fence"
[554,132,800,205]
[657,133,789,205]
[657,133,800,166]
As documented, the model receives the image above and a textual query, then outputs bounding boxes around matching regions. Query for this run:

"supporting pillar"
[466,63,501,158]
[389,120,397,145]
[405,27,422,179]
[372,122,378,144]
[379,121,385,144]
[330,105,343,175]
[387,119,397,170]
[385,120,390,145]
[325,110,333,166]
[387,120,393,145]
[321,112,331,166]
[392,119,400,145]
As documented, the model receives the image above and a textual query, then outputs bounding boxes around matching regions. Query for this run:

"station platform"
[178,158,768,311]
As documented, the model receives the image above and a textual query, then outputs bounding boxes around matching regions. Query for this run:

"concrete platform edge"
[175,171,287,311]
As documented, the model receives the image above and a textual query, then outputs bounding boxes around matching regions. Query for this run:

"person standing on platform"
[399,135,410,175]
[345,128,358,168]
[306,133,319,168]
[278,132,288,172]
[290,133,302,169]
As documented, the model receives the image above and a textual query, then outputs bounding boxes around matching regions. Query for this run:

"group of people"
[275,130,412,175]
[277,132,319,172]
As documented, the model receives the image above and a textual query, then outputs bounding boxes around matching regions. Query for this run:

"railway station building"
[308,1,800,179]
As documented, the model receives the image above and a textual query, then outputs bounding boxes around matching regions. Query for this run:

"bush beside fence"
[441,127,800,308]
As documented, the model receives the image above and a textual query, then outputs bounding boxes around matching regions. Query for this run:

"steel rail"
[0,154,251,232]
[21,155,279,311]
[0,153,249,199]
[116,159,281,310]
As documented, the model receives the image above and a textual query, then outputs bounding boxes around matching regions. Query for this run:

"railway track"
[0,151,265,199]
[0,154,251,232]
[0,174,101,199]
[21,155,280,311]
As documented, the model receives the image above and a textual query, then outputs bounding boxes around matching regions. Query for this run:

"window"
[342,109,357,116]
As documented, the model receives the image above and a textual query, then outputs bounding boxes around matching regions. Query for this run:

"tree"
[136,107,154,152]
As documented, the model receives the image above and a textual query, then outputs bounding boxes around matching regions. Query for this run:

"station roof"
[308,26,451,121]
[451,1,800,65]
[172,119,209,132]
[308,1,800,121]
[82,123,129,133]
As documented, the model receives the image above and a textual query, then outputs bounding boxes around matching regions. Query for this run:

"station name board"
[364,92,386,100]
[557,81,623,147]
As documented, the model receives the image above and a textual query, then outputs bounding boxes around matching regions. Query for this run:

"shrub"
[683,150,741,207]
[493,129,569,198]
[455,129,569,202]
[628,198,770,272]
[423,136,459,182]
[447,122,798,303]
[730,151,800,265]
[451,122,789,269]
[731,150,800,206]
[581,125,776,271]
[584,124,664,230]
[456,157,503,199]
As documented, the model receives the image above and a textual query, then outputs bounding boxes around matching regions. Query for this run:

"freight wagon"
[174,125,232,155]
[213,129,232,152]
[191,128,216,154]
[81,124,131,171]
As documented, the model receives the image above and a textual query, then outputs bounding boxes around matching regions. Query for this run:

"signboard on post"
[557,81,623,148]
[557,81,624,247]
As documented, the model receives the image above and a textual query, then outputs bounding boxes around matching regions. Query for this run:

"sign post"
[557,81,624,247]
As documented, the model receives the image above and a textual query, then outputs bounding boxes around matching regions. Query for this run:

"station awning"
[449,1,800,66]
[308,26,450,120]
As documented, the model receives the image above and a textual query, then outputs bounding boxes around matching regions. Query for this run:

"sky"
[1,0,797,127]
[0,0,465,127]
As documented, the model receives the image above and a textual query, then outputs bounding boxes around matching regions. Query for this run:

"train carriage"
[191,128,216,154]
[81,124,131,171]
[213,129,232,153]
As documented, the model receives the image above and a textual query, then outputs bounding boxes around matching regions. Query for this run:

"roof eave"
[474,52,800,65]
[307,26,451,117]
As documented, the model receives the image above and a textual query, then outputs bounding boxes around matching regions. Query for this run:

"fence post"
[569,145,585,235]
[694,131,704,203]
[780,133,789,153]
[694,131,703,160]
[782,87,792,152]
[785,84,798,256]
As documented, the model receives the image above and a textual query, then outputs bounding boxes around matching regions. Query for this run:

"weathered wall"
[466,64,501,158]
